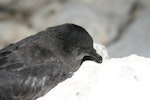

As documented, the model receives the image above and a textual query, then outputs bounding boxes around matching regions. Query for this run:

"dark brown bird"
[0,24,102,100]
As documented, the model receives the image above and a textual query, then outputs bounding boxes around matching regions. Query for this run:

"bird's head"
[46,23,102,72]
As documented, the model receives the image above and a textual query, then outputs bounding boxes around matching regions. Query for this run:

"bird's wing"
[0,41,56,70]
[0,45,67,84]
[0,49,15,69]
[0,63,65,100]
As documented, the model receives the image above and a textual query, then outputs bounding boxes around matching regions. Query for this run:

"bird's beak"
[88,49,103,63]
[81,49,103,64]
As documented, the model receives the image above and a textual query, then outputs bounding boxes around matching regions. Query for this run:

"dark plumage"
[0,24,102,100]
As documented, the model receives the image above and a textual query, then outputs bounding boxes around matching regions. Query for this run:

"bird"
[0,23,102,100]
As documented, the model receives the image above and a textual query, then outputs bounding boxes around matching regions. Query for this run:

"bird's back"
[0,31,66,100]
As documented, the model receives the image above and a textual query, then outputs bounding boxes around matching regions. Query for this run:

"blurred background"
[0,0,150,58]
